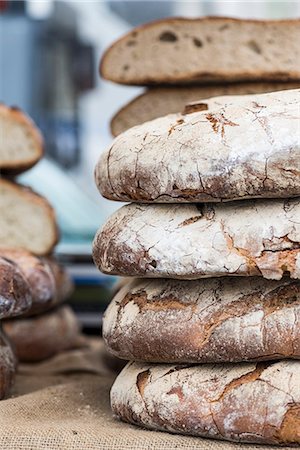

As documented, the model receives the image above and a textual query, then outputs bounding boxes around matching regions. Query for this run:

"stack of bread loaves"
[103,17,300,136]
[93,20,300,444]
[0,105,83,398]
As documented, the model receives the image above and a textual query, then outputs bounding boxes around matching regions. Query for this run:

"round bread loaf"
[0,249,73,316]
[94,199,300,280]
[111,360,300,445]
[0,330,17,399]
[0,256,32,319]
[96,89,300,204]
[3,305,83,362]
[103,277,300,363]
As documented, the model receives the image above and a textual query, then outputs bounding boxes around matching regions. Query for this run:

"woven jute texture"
[0,339,295,450]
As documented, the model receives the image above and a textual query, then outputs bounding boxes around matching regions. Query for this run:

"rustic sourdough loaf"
[101,17,300,85]
[0,256,32,319]
[0,249,73,316]
[111,360,300,445]
[0,180,58,255]
[97,89,300,203]
[111,82,300,136]
[0,104,43,174]
[104,277,300,363]
[3,305,84,362]
[93,199,300,280]
[0,331,17,400]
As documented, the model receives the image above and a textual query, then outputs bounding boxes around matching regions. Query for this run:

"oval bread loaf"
[97,89,300,203]
[104,277,300,363]
[111,82,300,136]
[0,103,43,174]
[0,331,17,399]
[3,305,83,362]
[111,360,300,445]
[93,199,300,280]
[0,256,32,319]
[0,249,73,316]
[101,17,300,85]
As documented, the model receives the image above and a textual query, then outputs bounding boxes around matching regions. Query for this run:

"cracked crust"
[101,17,300,86]
[111,82,300,136]
[111,360,300,445]
[0,330,17,400]
[93,199,300,280]
[0,249,73,317]
[3,305,84,362]
[103,277,300,363]
[0,256,32,319]
[96,89,300,203]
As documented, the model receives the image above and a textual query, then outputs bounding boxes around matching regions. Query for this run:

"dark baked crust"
[0,249,73,317]
[0,256,32,319]
[0,331,17,399]
[3,305,83,362]
[104,277,300,363]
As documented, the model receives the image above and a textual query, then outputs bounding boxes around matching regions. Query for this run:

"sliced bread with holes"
[96,89,300,203]
[0,104,43,174]
[111,82,300,136]
[111,360,300,445]
[0,180,58,255]
[93,199,300,280]
[101,17,300,85]
[104,277,300,363]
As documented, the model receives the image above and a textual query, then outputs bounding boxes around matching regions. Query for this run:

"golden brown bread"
[111,360,300,445]
[104,277,300,363]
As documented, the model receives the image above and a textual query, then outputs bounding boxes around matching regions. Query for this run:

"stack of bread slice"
[93,62,300,445]
[101,17,300,136]
[0,105,83,398]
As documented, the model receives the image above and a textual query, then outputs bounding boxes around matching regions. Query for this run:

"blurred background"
[1,0,299,331]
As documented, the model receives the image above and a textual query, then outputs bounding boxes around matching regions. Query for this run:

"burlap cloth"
[0,339,294,450]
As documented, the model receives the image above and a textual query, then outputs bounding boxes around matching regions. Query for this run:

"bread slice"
[104,277,300,363]
[0,104,43,174]
[97,89,300,203]
[0,256,32,319]
[0,331,16,400]
[3,305,84,362]
[111,360,300,444]
[0,249,73,316]
[100,17,300,85]
[111,82,300,136]
[0,180,58,255]
[93,198,300,281]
